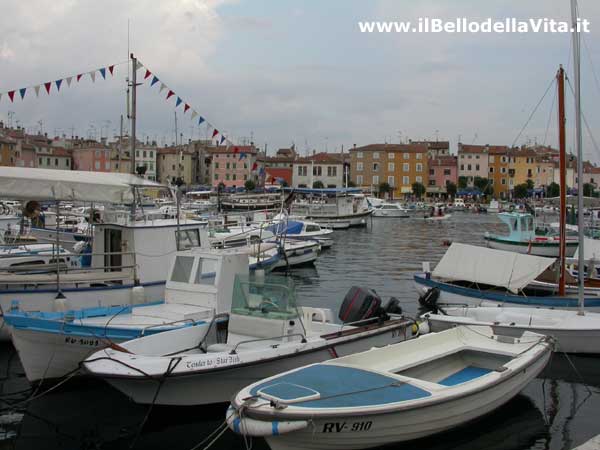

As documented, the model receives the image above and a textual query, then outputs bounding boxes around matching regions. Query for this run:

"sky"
[1,0,600,161]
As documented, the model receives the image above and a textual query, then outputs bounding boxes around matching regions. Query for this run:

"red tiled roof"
[351,143,428,153]
[295,152,344,164]
[265,168,293,184]
[428,156,457,167]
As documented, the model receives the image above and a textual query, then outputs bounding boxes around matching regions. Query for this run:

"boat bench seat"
[438,366,492,386]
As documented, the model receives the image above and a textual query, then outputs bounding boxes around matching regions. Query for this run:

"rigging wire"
[565,77,600,158]
[542,86,558,147]
[510,77,556,149]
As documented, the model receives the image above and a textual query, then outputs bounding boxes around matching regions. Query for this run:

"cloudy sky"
[1,0,599,160]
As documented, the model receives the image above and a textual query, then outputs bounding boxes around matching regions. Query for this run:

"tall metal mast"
[130,53,138,174]
[557,66,567,297]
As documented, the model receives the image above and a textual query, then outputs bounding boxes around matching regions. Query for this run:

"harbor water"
[1,213,599,450]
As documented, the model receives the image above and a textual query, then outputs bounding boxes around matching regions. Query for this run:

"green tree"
[378,182,393,198]
[312,180,325,189]
[473,176,493,197]
[412,182,426,199]
[458,176,468,189]
[525,179,534,190]
[446,182,457,198]
[584,183,595,197]
[547,182,560,197]
[513,183,529,199]
[244,179,256,191]
[347,180,357,188]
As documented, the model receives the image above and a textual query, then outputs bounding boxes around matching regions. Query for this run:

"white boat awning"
[433,243,556,293]
[0,167,164,203]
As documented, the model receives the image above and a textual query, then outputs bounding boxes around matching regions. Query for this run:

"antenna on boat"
[570,0,585,315]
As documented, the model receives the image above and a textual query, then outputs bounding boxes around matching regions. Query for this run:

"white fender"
[226,406,308,437]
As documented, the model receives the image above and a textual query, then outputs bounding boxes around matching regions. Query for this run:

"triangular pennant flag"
[108,65,115,75]
[220,135,226,145]
[44,82,52,94]
[198,116,205,125]
[175,97,183,107]
[89,71,96,82]
[251,162,258,171]
[34,85,41,97]
[8,91,15,102]
[99,68,106,79]
[166,90,174,100]
[144,69,152,80]
[19,88,26,100]
[184,104,190,113]
[55,79,63,91]
[135,61,142,70]
[159,82,167,93]
[191,111,198,119]
[212,129,219,138]
[66,76,73,87]
[77,73,83,82]
[150,76,159,87]
[0,93,2,103]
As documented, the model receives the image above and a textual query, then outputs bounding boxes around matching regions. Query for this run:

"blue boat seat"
[438,366,492,386]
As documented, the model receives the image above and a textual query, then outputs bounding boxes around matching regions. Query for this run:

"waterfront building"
[292,152,344,188]
[427,155,457,197]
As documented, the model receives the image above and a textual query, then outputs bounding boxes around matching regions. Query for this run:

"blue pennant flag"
[55,79,63,91]
[99,68,106,79]
[151,76,159,87]
[198,116,205,125]
[19,88,26,99]
[220,135,226,145]
[176,97,183,107]
[239,152,246,160]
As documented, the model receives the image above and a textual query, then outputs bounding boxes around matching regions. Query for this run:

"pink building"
[210,145,259,188]
[71,141,111,172]
[427,155,458,197]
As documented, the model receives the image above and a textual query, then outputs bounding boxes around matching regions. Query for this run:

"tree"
[347,180,357,188]
[446,182,457,198]
[279,180,289,188]
[136,165,147,176]
[583,183,595,197]
[244,179,256,191]
[473,176,493,197]
[412,182,426,199]
[547,182,560,197]
[312,180,325,189]
[513,183,529,199]
[458,176,468,189]
[217,182,226,192]
[525,179,534,190]
[378,182,393,199]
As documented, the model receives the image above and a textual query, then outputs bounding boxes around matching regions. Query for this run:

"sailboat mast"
[557,65,567,297]
[570,0,585,315]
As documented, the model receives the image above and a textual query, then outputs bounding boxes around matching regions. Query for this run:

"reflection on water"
[1,214,599,450]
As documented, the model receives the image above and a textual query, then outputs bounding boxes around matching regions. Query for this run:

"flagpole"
[130,53,137,175]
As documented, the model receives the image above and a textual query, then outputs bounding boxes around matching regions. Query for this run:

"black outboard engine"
[384,297,403,315]
[339,286,382,323]
[418,287,441,312]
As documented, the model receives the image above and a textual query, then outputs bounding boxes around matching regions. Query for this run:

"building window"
[403,163,409,172]
[372,175,379,185]
[501,167,506,174]
[373,163,379,172]
[443,168,451,175]
[388,176,395,186]
[297,166,307,176]
[489,167,494,173]
[143,151,147,158]
[460,164,464,171]
[501,156,507,163]
[54,158,58,166]
[215,162,219,169]
[388,153,395,160]
[475,155,480,159]
[327,166,337,177]
[150,151,153,158]
[66,159,70,167]
[244,174,247,180]
[416,153,422,160]
[402,176,410,185]
[403,153,409,160]
[233,174,237,180]
[429,169,435,175]
[105,162,110,170]
[388,163,395,171]
[429,180,436,186]
[468,155,472,159]
[356,162,363,172]
[475,164,480,171]
[226,174,230,180]
[313,166,322,176]
[357,152,363,159]
[38,157,42,165]
[416,163,423,173]
[373,152,380,159]
[95,161,100,170]
[214,174,218,180]
[416,176,422,183]
[226,162,230,169]
[172,165,176,170]
[356,175,363,185]
[501,178,506,185]
[489,156,495,163]
[467,164,472,171]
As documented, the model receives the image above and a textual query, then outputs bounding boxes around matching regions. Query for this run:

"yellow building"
[508,148,538,191]
[487,146,510,199]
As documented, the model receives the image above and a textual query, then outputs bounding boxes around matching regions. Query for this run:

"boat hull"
[485,236,578,257]
[258,347,550,450]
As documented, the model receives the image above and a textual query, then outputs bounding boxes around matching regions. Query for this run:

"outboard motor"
[338,286,382,323]
[418,287,441,313]
[384,297,403,316]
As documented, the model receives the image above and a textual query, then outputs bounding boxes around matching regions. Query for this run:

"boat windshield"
[231,274,299,320]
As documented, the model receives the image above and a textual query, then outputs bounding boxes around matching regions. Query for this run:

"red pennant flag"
[144,69,152,80]
[44,82,52,94]
[108,65,115,75]
[7,91,15,102]
[184,104,190,113]
[166,90,174,100]
[212,129,219,138]
[77,73,83,82]
[233,147,239,153]
[252,162,258,171]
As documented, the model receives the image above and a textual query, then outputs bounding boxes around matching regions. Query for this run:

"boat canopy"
[266,220,304,235]
[433,243,555,293]
[0,167,164,203]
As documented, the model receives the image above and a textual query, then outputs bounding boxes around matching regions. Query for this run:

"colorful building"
[292,152,345,188]
[457,144,489,185]
[427,155,457,197]
[71,141,111,172]
[209,145,258,188]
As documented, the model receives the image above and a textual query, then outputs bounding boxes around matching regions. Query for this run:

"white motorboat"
[273,239,321,269]
[423,306,600,354]
[372,203,411,218]
[267,216,334,248]
[226,326,552,450]
[0,243,81,272]
[83,283,416,406]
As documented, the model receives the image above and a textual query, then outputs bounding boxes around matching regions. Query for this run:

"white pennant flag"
[191,111,198,119]
[66,76,73,87]
[34,86,41,97]
[0,93,2,103]
[159,82,167,93]
[89,71,96,82]
[135,61,143,71]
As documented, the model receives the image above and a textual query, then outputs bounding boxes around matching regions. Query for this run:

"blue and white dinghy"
[227,326,552,450]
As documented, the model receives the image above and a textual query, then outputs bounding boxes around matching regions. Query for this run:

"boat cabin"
[497,212,536,242]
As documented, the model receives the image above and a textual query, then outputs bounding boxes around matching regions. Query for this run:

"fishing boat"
[220,192,283,211]
[423,307,600,354]
[82,282,415,406]
[226,326,552,450]
[5,247,263,382]
[273,239,321,268]
[484,212,578,257]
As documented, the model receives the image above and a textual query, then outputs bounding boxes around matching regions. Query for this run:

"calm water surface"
[0,213,599,450]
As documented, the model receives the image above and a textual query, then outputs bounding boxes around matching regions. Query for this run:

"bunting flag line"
[159,82,167,93]
[251,162,258,171]
[219,135,226,145]
[0,61,124,104]
[184,104,190,113]
[166,90,175,100]
[150,76,159,87]
[175,97,183,107]
[212,129,219,138]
